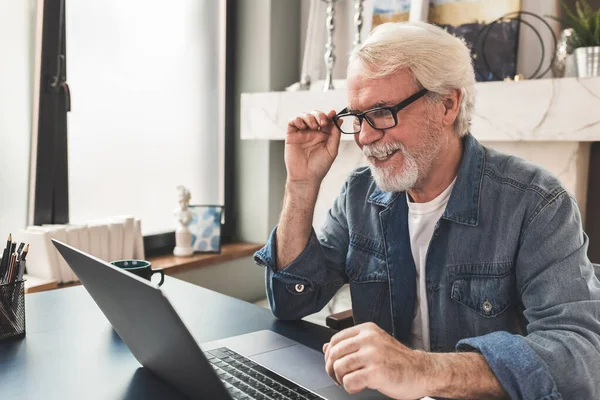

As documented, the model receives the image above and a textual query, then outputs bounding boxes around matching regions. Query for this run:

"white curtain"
[66,0,226,235]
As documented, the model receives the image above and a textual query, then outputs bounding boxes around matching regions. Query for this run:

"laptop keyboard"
[204,347,325,400]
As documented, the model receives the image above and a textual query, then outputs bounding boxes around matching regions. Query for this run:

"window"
[32,0,235,254]
[0,0,36,235]
[66,0,226,235]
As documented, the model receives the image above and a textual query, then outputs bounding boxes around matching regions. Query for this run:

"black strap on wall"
[34,0,71,226]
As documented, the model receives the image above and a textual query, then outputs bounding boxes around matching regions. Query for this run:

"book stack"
[15,216,144,284]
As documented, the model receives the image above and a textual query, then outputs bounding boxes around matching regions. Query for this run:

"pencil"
[21,244,29,262]
[7,253,16,284]
[0,248,6,282]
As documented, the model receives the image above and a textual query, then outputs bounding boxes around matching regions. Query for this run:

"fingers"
[311,110,330,128]
[333,351,364,386]
[288,115,308,132]
[287,110,336,133]
[342,368,370,394]
[329,325,361,350]
[302,112,320,130]
[325,333,361,385]
[328,335,361,365]
[326,121,342,157]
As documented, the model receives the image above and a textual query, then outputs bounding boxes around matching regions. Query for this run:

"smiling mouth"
[369,149,400,162]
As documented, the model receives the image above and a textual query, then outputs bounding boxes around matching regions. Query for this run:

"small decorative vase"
[553,29,575,78]
[575,46,600,78]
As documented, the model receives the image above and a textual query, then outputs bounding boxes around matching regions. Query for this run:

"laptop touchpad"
[250,345,334,391]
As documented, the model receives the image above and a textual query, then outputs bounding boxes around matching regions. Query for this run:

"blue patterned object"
[188,205,223,253]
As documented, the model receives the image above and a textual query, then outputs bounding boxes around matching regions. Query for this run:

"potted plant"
[550,0,600,77]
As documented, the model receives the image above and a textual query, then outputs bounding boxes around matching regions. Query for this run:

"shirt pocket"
[449,262,514,318]
[345,232,390,329]
[346,232,388,282]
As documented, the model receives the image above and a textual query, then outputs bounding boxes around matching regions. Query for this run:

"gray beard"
[368,150,419,192]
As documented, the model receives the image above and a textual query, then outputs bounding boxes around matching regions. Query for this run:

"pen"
[21,244,29,275]
[17,256,25,281]
[0,233,12,280]
[16,242,25,255]
[0,249,6,282]
[0,233,10,281]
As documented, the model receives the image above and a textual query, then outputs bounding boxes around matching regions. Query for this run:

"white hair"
[348,21,476,137]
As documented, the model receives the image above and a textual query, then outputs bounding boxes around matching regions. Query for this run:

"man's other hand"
[323,322,430,399]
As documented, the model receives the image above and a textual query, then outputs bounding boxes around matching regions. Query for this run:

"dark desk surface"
[0,276,335,400]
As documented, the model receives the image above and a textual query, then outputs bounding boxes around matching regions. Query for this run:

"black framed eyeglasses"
[332,88,428,134]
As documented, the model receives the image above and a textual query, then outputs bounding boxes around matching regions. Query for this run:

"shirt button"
[483,299,493,314]
[295,284,305,293]
[427,283,440,292]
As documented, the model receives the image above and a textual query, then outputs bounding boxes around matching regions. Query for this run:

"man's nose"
[357,119,384,147]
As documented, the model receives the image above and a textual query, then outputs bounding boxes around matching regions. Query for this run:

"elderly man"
[254,21,600,399]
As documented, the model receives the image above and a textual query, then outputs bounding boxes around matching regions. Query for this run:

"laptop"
[52,240,387,400]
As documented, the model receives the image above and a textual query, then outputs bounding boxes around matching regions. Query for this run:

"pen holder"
[0,280,26,341]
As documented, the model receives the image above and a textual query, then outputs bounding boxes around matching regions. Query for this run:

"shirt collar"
[367,134,485,226]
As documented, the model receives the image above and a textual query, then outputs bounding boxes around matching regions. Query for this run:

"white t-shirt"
[407,179,456,351]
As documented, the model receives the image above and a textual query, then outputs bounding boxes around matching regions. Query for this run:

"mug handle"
[152,268,165,286]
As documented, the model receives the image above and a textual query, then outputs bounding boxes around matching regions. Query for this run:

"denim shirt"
[254,134,600,399]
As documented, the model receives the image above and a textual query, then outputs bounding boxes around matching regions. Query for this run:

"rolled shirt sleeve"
[254,181,351,320]
[458,192,600,398]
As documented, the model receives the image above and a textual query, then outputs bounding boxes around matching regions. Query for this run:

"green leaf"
[564,2,584,26]
[551,0,600,47]
[581,0,594,15]
[577,1,587,21]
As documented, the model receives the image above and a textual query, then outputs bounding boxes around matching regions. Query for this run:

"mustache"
[363,141,406,158]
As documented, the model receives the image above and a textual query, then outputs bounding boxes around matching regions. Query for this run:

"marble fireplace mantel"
[241,76,600,229]
[242,77,600,142]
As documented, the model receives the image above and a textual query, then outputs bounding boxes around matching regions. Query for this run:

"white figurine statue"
[173,185,194,256]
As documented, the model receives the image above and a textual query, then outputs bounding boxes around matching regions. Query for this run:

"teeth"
[374,149,396,160]
[365,145,401,160]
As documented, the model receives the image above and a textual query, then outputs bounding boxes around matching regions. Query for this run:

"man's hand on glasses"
[285,109,342,186]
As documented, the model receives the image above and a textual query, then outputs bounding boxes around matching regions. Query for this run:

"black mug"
[110,260,165,286]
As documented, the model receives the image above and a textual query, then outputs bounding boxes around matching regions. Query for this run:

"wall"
[179,0,301,302]
[0,0,36,236]
[298,0,574,82]
[183,0,600,301]
[233,0,300,243]
[172,256,265,303]
[518,0,562,79]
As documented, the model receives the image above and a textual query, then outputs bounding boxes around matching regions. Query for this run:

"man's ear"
[441,88,463,128]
